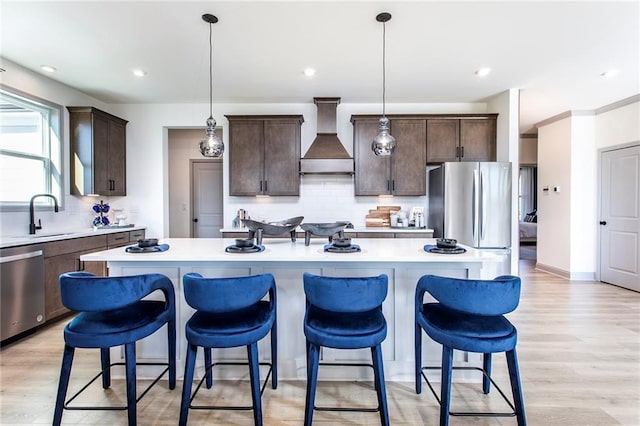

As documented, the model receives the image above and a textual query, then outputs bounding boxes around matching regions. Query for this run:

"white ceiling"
[1,1,638,134]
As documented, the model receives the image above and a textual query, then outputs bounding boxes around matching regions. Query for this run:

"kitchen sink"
[8,232,77,239]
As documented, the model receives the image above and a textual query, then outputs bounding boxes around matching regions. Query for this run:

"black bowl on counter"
[137,238,158,248]
[235,238,254,248]
[332,237,352,248]
[436,238,458,249]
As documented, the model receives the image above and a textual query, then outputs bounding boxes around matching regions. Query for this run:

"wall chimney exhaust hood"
[300,97,354,175]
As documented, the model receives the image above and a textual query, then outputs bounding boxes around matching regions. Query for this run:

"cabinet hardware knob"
[599,221,607,225]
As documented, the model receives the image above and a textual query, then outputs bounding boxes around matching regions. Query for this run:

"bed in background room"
[519,210,537,243]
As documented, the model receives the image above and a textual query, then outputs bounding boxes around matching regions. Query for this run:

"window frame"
[0,84,64,212]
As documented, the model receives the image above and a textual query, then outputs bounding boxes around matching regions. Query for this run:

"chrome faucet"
[29,194,59,234]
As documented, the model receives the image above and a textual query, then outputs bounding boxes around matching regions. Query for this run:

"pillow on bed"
[524,210,537,223]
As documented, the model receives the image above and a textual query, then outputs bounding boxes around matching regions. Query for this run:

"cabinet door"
[108,119,127,195]
[459,119,496,162]
[263,120,300,195]
[44,249,107,321]
[229,120,264,195]
[354,119,390,195]
[426,119,460,163]
[390,119,426,195]
[92,113,111,195]
[44,253,76,320]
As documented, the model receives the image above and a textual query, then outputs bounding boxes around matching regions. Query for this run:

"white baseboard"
[535,263,595,281]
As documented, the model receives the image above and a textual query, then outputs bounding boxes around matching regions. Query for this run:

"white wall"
[569,115,597,278]
[537,118,573,274]
[595,100,640,148]
[519,136,538,165]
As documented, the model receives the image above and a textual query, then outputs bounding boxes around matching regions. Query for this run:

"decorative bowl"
[235,238,254,248]
[436,238,457,249]
[300,221,349,236]
[138,238,159,248]
[332,237,352,248]
[241,216,304,235]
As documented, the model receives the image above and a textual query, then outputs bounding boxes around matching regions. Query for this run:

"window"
[0,86,63,210]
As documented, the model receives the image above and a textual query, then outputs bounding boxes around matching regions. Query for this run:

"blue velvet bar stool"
[302,272,390,426]
[53,272,176,426]
[179,272,277,426]
[414,274,526,426]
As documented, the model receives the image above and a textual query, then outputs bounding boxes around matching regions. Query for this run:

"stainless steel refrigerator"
[428,162,512,274]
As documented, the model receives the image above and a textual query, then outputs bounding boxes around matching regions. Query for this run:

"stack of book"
[365,205,401,227]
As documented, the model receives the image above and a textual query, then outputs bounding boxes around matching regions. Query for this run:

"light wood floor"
[1,260,638,425]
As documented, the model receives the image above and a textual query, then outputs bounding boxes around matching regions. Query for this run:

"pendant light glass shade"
[372,12,395,157]
[200,116,223,157]
[372,117,396,156]
[200,13,224,158]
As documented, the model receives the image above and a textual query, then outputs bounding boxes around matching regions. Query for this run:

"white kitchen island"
[81,238,499,381]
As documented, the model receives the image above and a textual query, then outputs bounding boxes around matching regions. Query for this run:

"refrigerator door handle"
[472,169,478,242]
[479,168,485,240]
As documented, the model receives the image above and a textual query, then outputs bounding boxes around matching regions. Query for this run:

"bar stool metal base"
[313,362,382,413]
[420,365,517,418]
[63,361,170,412]
[188,361,274,411]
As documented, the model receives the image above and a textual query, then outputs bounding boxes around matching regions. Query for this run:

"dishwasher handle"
[0,250,43,264]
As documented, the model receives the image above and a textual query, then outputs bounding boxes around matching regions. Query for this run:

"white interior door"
[599,144,640,292]
[191,161,223,238]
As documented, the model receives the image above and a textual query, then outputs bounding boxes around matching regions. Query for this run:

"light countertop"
[81,237,495,265]
[220,226,434,233]
[0,225,146,249]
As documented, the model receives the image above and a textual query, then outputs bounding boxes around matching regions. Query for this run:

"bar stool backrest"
[303,272,388,313]
[183,272,275,313]
[59,271,175,312]
[417,274,521,316]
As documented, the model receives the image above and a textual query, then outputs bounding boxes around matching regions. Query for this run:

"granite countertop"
[0,225,146,249]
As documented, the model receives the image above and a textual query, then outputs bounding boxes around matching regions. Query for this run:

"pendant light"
[199,13,224,157]
[371,12,396,156]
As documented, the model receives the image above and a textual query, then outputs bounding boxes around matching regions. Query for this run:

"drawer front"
[43,235,108,258]
[107,232,130,248]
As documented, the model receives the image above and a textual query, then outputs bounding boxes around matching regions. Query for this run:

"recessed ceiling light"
[303,68,316,77]
[132,69,147,77]
[475,67,491,77]
[600,69,620,78]
[41,65,56,73]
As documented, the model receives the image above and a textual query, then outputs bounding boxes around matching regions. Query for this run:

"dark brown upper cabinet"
[68,107,128,196]
[426,115,497,163]
[352,116,426,196]
[227,115,304,196]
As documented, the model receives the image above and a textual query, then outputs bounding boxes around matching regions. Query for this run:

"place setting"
[423,238,467,254]
[225,238,265,254]
[125,238,170,253]
[323,237,362,254]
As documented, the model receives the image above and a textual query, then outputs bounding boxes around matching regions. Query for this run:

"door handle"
[599,221,607,225]
[193,218,198,223]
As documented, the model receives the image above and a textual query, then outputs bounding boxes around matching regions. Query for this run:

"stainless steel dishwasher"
[1,244,45,341]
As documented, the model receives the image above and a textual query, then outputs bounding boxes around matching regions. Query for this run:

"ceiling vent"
[300,97,354,175]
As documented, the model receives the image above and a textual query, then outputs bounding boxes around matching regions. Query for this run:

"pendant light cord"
[208,22,213,119]
[382,20,386,118]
